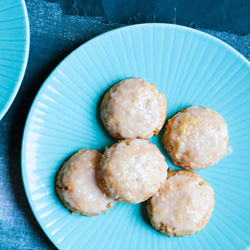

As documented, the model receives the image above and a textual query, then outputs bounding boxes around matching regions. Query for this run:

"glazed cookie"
[56,149,116,216]
[97,139,168,203]
[100,78,167,139]
[162,106,229,169]
[147,169,214,236]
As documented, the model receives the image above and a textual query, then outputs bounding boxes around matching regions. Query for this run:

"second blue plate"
[0,0,29,120]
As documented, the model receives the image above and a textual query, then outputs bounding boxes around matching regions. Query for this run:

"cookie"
[162,106,228,169]
[147,169,214,236]
[56,149,116,216]
[97,139,168,203]
[100,78,167,139]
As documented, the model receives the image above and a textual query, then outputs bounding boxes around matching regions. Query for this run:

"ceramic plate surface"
[22,24,250,250]
[0,0,29,120]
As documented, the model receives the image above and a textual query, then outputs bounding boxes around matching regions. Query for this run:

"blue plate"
[22,24,250,250]
[0,0,29,120]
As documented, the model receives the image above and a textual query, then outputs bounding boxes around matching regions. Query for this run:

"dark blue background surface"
[47,0,250,34]
[0,0,249,249]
